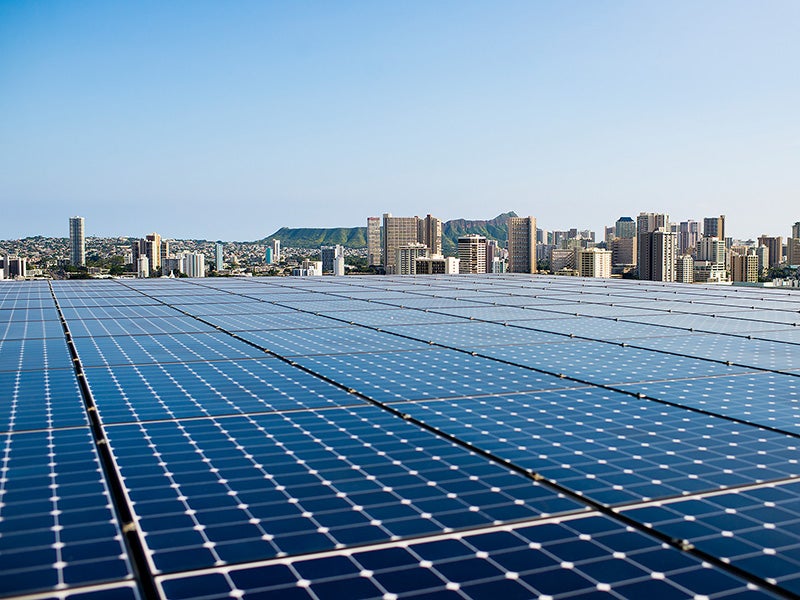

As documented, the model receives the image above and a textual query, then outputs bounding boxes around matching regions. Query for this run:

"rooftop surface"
[1,275,800,600]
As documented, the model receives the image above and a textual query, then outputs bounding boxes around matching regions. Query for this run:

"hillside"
[261,212,518,252]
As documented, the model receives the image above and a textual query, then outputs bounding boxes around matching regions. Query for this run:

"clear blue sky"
[1,1,798,241]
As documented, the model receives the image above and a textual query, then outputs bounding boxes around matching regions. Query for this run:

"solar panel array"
[2,274,800,600]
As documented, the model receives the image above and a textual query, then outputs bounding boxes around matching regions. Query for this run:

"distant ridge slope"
[261,212,518,253]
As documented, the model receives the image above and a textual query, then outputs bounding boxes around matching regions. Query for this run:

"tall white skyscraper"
[271,240,281,263]
[215,241,224,271]
[182,252,206,278]
[69,216,85,267]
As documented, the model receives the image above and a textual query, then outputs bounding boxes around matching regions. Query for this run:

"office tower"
[265,247,273,264]
[757,236,783,268]
[577,248,612,278]
[615,217,636,239]
[787,237,800,266]
[536,228,546,244]
[756,245,769,275]
[321,245,344,273]
[678,220,700,256]
[458,235,487,274]
[418,215,442,257]
[696,237,726,264]
[636,213,669,236]
[69,216,85,267]
[638,228,676,282]
[703,215,725,241]
[636,213,669,276]
[5,255,27,278]
[182,252,206,278]
[137,256,150,278]
[507,216,537,274]
[215,241,224,271]
[675,255,694,283]
[146,233,162,270]
[550,248,576,272]
[271,240,281,263]
[611,237,637,270]
[334,254,345,277]
[367,217,381,266]
[793,222,800,239]
[732,252,759,282]
[604,226,615,245]
[382,214,419,274]
[396,243,428,275]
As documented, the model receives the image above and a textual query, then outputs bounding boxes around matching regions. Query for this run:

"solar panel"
[2,275,798,599]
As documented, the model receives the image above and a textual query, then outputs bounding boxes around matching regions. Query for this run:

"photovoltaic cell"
[158,513,780,600]
[105,407,582,573]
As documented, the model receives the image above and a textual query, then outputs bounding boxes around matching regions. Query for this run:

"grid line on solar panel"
[156,511,783,600]
[0,337,74,372]
[620,479,800,595]
[70,331,268,368]
[0,368,89,433]
[614,372,800,435]
[104,406,584,574]
[0,428,134,597]
[395,389,800,505]
[82,358,369,424]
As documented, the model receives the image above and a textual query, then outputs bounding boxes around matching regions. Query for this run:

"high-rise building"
[604,226,615,245]
[636,213,669,272]
[321,245,344,273]
[69,216,85,267]
[507,216,537,274]
[757,236,783,268]
[703,215,725,241]
[265,247,273,264]
[418,215,442,257]
[367,217,381,267]
[638,228,676,282]
[382,214,420,275]
[550,248,576,272]
[696,237,726,264]
[132,233,166,273]
[615,217,636,239]
[676,255,694,283]
[396,243,428,275]
[732,252,759,283]
[458,235,487,274]
[756,245,769,275]
[792,222,800,239]
[787,237,800,266]
[678,220,700,256]
[611,237,637,269]
[215,242,224,272]
[4,255,27,279]
[577,248,612,278]
[415,256,460,275]
[636,213,669,236]
[182,252,206,278]
[271,240,281,263]
[137,255,149,278]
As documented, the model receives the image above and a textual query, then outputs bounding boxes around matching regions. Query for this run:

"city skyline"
[2,1,799,240]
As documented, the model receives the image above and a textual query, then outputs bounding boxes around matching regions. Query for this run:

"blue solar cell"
[105,406,582,572]
[0,369,88,432]
[84,358,366,423]
[157,513,780,600]
[0,428,132,596]
[398,389,800,504]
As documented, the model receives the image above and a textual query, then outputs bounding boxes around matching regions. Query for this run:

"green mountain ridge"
[260,212,519,253]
